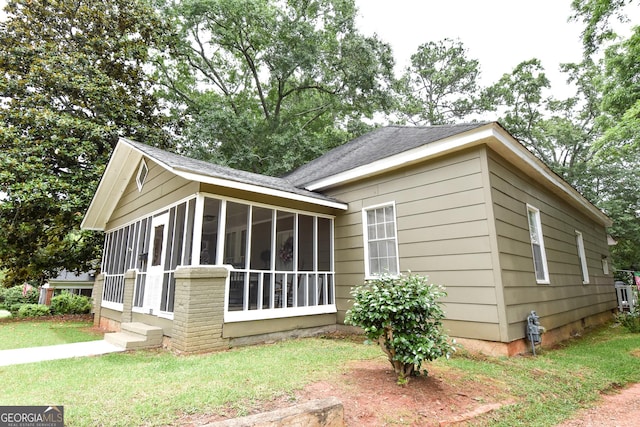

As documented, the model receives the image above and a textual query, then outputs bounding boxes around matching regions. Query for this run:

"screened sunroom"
[100,194,336,323]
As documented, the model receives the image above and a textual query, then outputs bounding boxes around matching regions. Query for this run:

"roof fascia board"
[305,125,495,191]
[81,141,142,230]
[175,170,347,210]
[487,127,612,227]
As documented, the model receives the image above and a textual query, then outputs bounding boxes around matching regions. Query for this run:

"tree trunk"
[379,327,414,384]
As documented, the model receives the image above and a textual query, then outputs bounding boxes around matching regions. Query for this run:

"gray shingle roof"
[284,123,491,187]
[122,138,343,206]
[124,123,489,204]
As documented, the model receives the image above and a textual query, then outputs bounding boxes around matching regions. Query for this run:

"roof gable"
[122,138,342,203]
[286,122,611,228]
[81,138,347,231]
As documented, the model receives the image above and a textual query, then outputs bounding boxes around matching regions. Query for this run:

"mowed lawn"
[0,335,382,426]
[1,320,640,426]
[0,318,102,350]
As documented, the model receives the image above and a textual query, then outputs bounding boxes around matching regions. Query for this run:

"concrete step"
[121,322,164,340]
[104,323,164,349]
[104,332,153,350]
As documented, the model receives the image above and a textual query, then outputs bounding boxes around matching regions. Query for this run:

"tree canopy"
[395,38,488,125]
[0,0,173,285]
[569,0,640,269]
[154,0,395,176]
[0,0,639,283]
[571,0,636,54]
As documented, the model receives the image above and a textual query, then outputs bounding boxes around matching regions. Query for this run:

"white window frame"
[362,202,400,279]
[136,160,148,192]
[575,231,590,284]
[526,204,549,284]
[602,257,609,276]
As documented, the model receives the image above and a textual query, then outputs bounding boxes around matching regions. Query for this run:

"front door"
[143,213,169,314]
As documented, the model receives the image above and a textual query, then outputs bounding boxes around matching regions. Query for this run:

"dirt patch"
[176,357,513,426]
[296,359,512,426]
[556,382,640,427]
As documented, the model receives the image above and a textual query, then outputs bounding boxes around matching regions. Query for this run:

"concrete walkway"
[0,340,125,367]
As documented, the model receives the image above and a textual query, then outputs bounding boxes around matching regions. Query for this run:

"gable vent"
[136,160,148,191]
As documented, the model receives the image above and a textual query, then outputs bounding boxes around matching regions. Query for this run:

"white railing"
[102,274,124,311]
[225,269,336,322]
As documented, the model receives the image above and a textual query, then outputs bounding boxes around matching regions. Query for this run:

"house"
[81,122,616,356]
[39,270,95,305]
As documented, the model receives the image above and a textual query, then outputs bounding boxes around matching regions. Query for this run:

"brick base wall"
[171,266,230,353]
[98,316,121,332]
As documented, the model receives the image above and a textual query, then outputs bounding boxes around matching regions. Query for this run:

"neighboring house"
[39,270,95,305]
[81,122,616,356]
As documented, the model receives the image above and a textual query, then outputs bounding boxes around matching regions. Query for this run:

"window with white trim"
[136,160,148,191]
[526,205,549,283]
[575,231,589,284]
[363,203,399,277]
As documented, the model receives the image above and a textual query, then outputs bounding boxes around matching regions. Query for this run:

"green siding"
[107,159,197,229]
[488,150,615,341]
[223,314,337,338]
[326,148,502,341]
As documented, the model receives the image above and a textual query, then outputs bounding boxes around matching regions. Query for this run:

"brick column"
[91,273,104,327]
[122,269,137,323]
[171,266,230,353]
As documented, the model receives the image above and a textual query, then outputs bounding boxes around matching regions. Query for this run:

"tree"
[593,157,640,270]
[486,60,554,163]
[345,273,455,385]
[570,0,637,55]
[0,0,173,286]
[596,27,640,154]
[396,39,487,125]
[571,0,640,270]
[154,0,395,176]
[487,59,606,189]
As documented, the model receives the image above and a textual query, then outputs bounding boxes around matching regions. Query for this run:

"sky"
[355,0,586,96]
[0,0,637,97]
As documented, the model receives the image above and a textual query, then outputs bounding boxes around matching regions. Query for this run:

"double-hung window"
[526,204,549,284]
[575,231,589,284]
[363,203,399,277]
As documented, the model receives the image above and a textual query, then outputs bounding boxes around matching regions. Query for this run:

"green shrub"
[345,273,455,385]
[617,311,640,332]
[616,289,640,333]
[50,292,92,315]
[17,304,51,318]
[0,285,40,307]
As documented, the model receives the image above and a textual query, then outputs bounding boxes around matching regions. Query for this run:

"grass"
[448,324,640,426]
[0,319,102,350]
[0,322,639,426]
[0,337,382,426]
